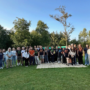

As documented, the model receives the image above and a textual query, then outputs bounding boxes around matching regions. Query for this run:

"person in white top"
[87,46,90,65]
[21,47,25,66]
[23,49,29,67]
[6,47,12,68]
[69,47,76,65]
[2,49,6,68]
[12,48,17,67]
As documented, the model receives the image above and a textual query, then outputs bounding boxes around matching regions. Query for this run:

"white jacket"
[69,51,76,58]
[23,52,29,58]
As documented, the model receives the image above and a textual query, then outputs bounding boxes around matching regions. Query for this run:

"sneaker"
[81,64,83,65]
[1,67,3,69]
[0,67,3,69]
[25,66,28,67]
[19,63,20,65]
[17,63,18,66]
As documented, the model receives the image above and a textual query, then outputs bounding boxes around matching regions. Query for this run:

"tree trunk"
[66,39,67,46]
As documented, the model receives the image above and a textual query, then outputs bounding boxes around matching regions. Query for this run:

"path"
[37,62,86,69]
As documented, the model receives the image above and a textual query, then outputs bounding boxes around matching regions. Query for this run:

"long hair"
[25,49,28,53]
[71,47,75,52]
[8,47,11,51]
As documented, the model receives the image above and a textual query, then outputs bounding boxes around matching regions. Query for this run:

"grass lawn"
[0,57,90,90]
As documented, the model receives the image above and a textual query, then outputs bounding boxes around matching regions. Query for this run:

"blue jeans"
[2,58,6,67]
[44,55,48,62]
[30,56,35,65]
[12,56,16,66]
[85,53,89,65]
[74,55,76,64]
[0,59,2,67]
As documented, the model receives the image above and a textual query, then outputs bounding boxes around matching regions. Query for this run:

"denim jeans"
[74,55,76,64]
[0,59,2,67]
[12,56,16,66]
[30,56,35,65]
[88,55,90,65]
[85,53,89,65]
[44,55,48,62]
[2,58,6,67]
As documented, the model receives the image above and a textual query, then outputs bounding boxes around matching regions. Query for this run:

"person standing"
[74,44,78,64]
[16,47,21,66]
[64,46,70,64]
[29,47,35,65]
[2,49,6,68]
[50,46,55,63]
[87,46,90,65]
[23,49,29,67]
[6,47,12,68]
[84,45,89,65]
[69,47,76,65]
[44,47,48,63]
[55,46,58,62]
[34,48,40,65]
[21,47,25,66]
[0,49,3,69]
[77,44,83,65]
[61,48,65,63]
[58,46,62,63]
[12,48,17,67]
[48,47,51,63]
[39,46,44,63]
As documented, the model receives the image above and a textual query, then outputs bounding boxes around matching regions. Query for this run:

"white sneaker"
[58,61,60,63]
[19,63,20,65]
[0,67,3,69]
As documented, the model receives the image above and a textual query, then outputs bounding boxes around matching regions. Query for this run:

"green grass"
[0,57,90,90]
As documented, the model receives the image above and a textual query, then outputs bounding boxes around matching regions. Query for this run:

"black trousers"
[24,58,29,66]
[48,55,51,62]
[78,55,83,64]
[63,55,66,63]
[51,55,54,62]
[55,53,58,61]
[71,57,75,65]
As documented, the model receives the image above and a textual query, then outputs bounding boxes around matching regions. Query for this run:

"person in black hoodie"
[50,46,55,63]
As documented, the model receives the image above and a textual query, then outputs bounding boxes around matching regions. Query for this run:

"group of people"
[0,44,90,69]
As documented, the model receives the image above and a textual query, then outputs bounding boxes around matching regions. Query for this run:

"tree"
[30,30,41,46]
[50,6,74,46]
[59,38,66,46]
[11,18,31,47]
[86,30,90,46]
[36,20,48,34]
[79,28,87,47]
[49,32,58,47]
[0,25,13,49]
[69,39,79,45]
[36,20,50,46]
[79,28,87,42]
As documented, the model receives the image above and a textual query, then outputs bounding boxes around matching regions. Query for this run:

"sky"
[0,0,90,40]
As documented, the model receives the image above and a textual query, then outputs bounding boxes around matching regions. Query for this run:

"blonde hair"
[8,47,11,51]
